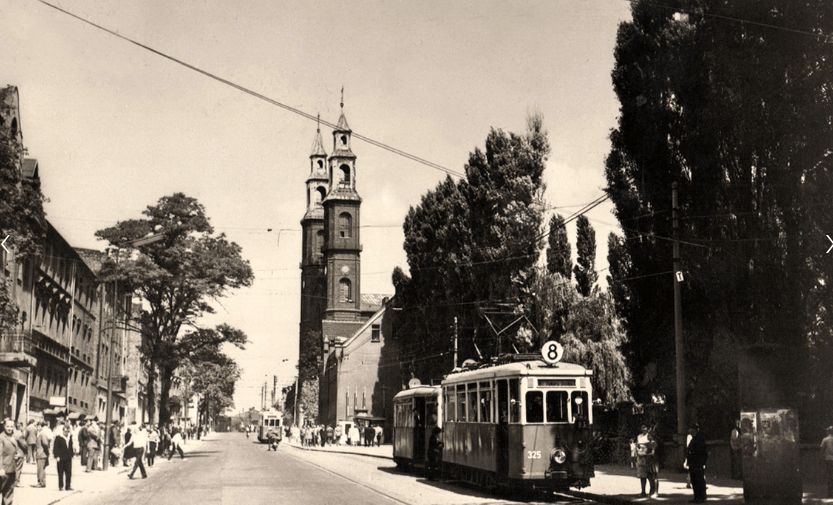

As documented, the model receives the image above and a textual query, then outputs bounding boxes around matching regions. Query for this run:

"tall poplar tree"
[605,0,833,430]
[574,216,597,297]
[546,213,571,279]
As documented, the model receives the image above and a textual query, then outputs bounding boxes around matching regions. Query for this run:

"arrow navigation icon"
[1,236,8,254]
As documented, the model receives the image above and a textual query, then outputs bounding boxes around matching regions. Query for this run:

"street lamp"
[102,233,164,470]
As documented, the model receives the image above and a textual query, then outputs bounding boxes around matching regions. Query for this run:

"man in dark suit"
[686,423,709,503]
[53,422,75,491]
[0,419,22,504]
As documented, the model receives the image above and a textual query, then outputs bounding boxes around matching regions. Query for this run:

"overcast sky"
[3,0,632,411]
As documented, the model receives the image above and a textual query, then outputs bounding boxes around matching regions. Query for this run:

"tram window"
[546,391,569,423]
[445,388,456,422]
[571,391,589,421]
[427,402,438,426]
[526,391,544,423]
[509,379,520,423]
[497,380,509,424]
[468,384,478,422]
[480,388,492,423]
[457,385,467,421]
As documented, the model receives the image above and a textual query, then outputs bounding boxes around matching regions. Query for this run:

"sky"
[2,0,633,412]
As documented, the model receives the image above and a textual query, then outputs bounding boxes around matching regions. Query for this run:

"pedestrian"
[168,428,185,460]
[635,425,658,497]
[12,422,26,488]
[629,438,637,468]
[108,421,121,468]
[687,423,709,503]
[303,426,312,447]
[365,424,375,447]
[730,418,742,480]
[126,424,148,479]
[123,422,133,467]
[427,427,443,480]
[349,424,360,447]
[36,420,53,487]
[53,421,75,491]
[326,425,334,446]
[374,424,383,446]
[77,420,89,467]
[160,426,171,459]
[820,426,833,498]
[333,424,342,445]
[0,419,21,504]
[85,419,101,472]
[147,425,158,467]
[24,419,37,464]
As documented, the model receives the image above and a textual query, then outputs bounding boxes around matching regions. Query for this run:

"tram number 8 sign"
[541,341,564,365]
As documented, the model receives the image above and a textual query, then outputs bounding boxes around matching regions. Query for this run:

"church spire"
[310,114,327,158]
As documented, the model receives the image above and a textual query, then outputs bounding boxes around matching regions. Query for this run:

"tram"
[393,341,594,492]
[257,409,284,443]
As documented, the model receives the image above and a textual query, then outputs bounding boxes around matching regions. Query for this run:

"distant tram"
[257,410,284,444]
[393,342,594,492]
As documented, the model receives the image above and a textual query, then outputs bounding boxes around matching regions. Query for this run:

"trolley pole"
[672,182,687,463]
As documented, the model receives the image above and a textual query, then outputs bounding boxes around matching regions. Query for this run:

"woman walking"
[146,425,159,467]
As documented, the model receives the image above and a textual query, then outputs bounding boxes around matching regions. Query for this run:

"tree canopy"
[605,0,833,434]
[96,193,253,424]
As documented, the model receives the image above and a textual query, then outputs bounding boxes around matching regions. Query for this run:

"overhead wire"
[35,0,465,179]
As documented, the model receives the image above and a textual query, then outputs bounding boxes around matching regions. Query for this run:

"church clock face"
[340,265,350,275]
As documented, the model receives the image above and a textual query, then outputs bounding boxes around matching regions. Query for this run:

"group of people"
[290,423,383,447]
[631,422,708,503]
[0,415,196,500]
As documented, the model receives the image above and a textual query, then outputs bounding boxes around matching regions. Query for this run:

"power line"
[35,0,465,179]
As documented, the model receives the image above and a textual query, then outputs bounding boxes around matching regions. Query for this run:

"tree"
[298,328,321,422]
[546,214,571,279]
[96,193,253,424]
[393,114,549,382]
[605,0,833,432]
[182,344,241,427]
[573,215,597,296]
[0,115,46,333]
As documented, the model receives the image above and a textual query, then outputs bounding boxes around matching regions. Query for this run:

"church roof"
[361,293,390,313]
[310,129,327,157]
[335,112,351,132]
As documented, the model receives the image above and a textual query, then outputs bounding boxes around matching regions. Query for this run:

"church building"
[299,104,399,434]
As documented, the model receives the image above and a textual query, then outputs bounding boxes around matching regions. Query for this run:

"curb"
[287,442,394,462]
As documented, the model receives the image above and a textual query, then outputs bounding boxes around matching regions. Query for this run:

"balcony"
[0,333,37,368]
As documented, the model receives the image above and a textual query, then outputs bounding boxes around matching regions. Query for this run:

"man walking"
[53,422,75,491]
[77,419,89,467]
[24,419,37,464]
[0,419,22,504]
[85,419,101,472]
[35,420,53,487]
[126,424,148,479]
[687,423,709,503]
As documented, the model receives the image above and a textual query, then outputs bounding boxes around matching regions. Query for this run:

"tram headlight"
[551,447,567,465]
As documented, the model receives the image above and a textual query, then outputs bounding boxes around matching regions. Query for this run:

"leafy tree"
[0,118,46,332]
[605,0,833,432]
[182,344,241,427]
[546,213,571,279]
[574,215,597,296]
[96,193,253,424]
[393,114,549,382]
[298,328,321,422]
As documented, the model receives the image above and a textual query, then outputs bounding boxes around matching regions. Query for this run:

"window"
[339,279,352,302]
[546,391,569,423]
[467,384,478,422]
[339,164,351,186]
[571,391,589,421]
[371,324,380,342]
[445,387,456,422]
[526,391,544,423]
[456,384,466,422]
[340,135,347,146]
[479,382,492,423]
[509,379,520,423]
[339,213,352,238]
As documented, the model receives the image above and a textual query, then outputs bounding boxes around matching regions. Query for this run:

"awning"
[42,408,67,417]
[67,412,86,421]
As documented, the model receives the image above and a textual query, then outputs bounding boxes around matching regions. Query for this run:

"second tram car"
[257,410,284,443]
[393,343,595,491]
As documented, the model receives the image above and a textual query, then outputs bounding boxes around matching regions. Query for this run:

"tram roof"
[442,360,592,384]
[392,384,441,400]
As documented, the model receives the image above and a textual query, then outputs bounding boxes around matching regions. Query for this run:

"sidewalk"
[16,433,211,505]
[289,440,833,504]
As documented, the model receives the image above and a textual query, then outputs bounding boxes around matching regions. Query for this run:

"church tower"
[322,104,362,322]
[299,122,329,338]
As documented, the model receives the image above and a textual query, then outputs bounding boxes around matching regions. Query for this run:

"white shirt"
[129,428,148,450]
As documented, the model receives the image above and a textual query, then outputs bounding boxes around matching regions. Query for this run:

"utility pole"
[453,317,458,369]
[672,182,687,462]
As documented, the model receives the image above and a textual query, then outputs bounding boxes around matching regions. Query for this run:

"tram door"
[496,380,509,481]
[414,397,427,464]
